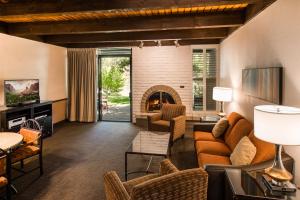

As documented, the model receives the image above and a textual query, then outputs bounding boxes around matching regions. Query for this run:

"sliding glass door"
[98,48,132,122]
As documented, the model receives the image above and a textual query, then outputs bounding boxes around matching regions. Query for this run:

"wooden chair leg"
[39,153,43,175]
[20,160,24,169]
[6,184,11,200]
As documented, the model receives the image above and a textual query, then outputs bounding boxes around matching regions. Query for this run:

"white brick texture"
[132,46,193,121]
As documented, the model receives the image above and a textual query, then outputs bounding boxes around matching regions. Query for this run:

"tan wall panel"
[52,99,67,124]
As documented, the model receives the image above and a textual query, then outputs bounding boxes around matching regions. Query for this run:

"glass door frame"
[97,53,132,122]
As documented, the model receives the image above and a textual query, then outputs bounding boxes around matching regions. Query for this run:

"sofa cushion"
[198,153,231,167]
[212,118,229,138]
[161,104,186,121]
[248,131,276,164]
[195,141,231,156]
[225,119,253,151]
[230,136,256,166]
[224,112,244,141]
[194,131,223,142]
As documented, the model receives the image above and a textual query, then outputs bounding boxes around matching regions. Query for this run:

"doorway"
[98,49,132,122]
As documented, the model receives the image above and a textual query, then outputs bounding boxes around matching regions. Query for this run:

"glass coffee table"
[125,131,171,180]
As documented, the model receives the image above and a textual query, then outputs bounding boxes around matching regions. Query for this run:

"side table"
[200,115,220,123]
[225,168,300,200]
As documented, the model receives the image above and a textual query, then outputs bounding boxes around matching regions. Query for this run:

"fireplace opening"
[146,92,175,112]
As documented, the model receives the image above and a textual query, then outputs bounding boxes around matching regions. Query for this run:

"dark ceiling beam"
[45,28,228,44]
[8,12,244,36]
[245,0,276,22]
[0,0,266,16]
[61,39,220,48]
[20,35,44,43]
[0,22,7,33]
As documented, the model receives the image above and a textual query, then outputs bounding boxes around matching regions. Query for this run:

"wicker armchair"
[103,159,208,200]
[0,149,8,200]
[147,104,186,145]
[11,119,43,176]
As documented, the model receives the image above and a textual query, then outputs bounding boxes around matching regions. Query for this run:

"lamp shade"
[254,105,300,146]
[213,87,233,102]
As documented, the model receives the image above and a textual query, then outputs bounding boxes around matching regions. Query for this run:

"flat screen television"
[4,79,40,106]
[242,67,282,104]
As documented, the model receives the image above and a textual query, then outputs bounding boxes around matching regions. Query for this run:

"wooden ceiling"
[0,0,277,48]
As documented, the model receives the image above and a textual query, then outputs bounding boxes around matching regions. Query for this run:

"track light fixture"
[174,40,180,48]
[138,41,144,49]
[156,40,162,47]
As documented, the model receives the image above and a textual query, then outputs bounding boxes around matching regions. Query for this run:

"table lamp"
[254,105,300,182]
[213,87,233,117]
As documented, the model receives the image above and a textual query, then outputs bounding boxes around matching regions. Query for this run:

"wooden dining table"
[0,132,23,199]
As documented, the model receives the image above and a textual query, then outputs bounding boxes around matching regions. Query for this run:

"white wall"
[0,33,67,105]
[220,0,300,183]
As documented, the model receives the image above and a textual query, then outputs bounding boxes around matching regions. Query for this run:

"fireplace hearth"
[140,85,182,113]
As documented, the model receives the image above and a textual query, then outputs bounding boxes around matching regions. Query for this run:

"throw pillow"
[230,136,257,166]
[212,118,229,138]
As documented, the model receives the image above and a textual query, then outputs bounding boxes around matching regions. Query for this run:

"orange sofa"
[194,112,277,167]
[194,112,294,200]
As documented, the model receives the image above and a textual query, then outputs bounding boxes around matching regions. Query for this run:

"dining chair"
[0,149,9,200]
[11,119,43,177]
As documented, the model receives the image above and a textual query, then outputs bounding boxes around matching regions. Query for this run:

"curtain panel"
[67,48,97,122]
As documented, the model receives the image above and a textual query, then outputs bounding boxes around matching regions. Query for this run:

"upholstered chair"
[104,159,208,200]
[11,120,43,176]
[147,104,186,145]
[0,149,8,200]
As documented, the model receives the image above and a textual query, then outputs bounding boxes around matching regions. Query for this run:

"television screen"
[242,67,282,104]
[4,79,40,106]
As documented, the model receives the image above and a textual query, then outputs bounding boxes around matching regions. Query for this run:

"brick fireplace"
[132,46,195,122]
[140,85,182,113]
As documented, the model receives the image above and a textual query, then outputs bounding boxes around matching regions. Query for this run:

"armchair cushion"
[151,120,170,127]
[11,145,40,163]
[198,153,231,167]
[0,176,7,187]
[147,113,162,122]
[19,128,40,145]
[195,141,231,156]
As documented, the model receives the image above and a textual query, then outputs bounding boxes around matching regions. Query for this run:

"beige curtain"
[67,48,97,122]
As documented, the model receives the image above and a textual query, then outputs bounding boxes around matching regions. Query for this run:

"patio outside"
[100,57,131,121]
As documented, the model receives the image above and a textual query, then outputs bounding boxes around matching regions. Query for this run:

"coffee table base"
[125,152,167,181]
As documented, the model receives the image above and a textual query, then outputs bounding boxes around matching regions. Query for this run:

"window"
[193,48,217,111]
